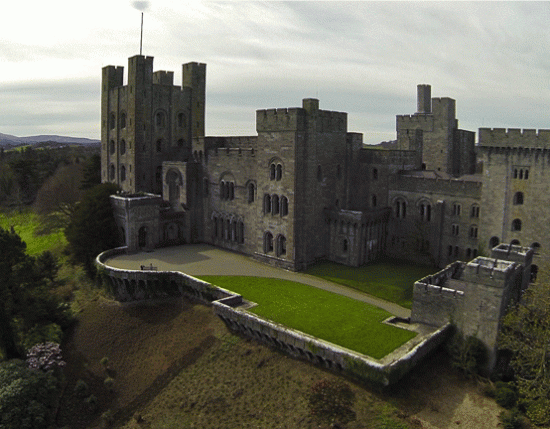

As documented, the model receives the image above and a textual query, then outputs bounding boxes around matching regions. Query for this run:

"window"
[247,183,255,203]
[511,219,522,231]
[178,139,185,147]
[448,245,453,256]
[264,194,271,214]
[343,239,348,253]
[513,167,529,180]
[270,163,276,180]
[451,224,460,236]
[109,140,115,155]
[109,113,116,130]
[469,225,478,238]
[264,232,274,253]
[155,111,165,128]
[120,139,126,155]
[178,113,186,128]
[419,202,431,222]
[120,113,126,129]
[109,164,115,181]
[120,165,126,182]
[372,168,378,180]
[531,242,541,254]
[317,165,323,182]
[395,200,407,219]
[372,195,377,207]
[454,246,459,257]
[513,192,524,205]
[156,139,162,152]
[203,178,209,196]
[470,205,480,218]
[229,182,234,200]
[489,236,500,248]
[452,203,461,216]
[280,196,289,216]
[276,164,282,181]
[510,239,520,245]
[276,235,286,256]
[272,195,280,215]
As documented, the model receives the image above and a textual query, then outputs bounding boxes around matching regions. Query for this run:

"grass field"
[0,210,66,255]
[305,259,435,308]
[198,276,416,359]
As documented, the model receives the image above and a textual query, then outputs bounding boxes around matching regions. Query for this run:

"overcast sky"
[1,1,550,143]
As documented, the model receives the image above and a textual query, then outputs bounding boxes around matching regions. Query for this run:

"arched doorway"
[138,226,148,248]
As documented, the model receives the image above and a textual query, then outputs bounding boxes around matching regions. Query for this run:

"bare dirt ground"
[57,296,503,429]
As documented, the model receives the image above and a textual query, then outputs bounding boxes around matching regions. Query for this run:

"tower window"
[513,192,524,205]
[511,219,522,231]
[470,205,480,218]
[372,168,378,180]
[120,139,126,155]
[120,113,126,129]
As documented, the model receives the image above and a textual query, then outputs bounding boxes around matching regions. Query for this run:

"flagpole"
[140,12,144,55]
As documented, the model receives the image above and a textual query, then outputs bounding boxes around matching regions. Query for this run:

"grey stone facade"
[101,55,544,280]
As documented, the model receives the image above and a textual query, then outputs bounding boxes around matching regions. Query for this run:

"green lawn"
[198,276,416,359]
[0,211,66,256]
[304,260,435,308]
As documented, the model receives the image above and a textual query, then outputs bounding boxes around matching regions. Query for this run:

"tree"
[499,279,550,426]
[0,359,60,429]
[65,182,120,277]
[80,153,101,190]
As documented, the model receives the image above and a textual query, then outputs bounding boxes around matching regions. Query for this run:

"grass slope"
[305,259,435,308]
[198,276,416,359]
[0,211,66,255]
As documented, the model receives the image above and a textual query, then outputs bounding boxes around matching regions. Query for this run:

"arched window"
[264,194,272,214]
[120,165,126,182]
[276,235,286,256]
[239,222,245,244]
[531,264,539,282]
[489,236,500,248]
[280,196,289,216]
[138,226,148,248]
[510,239,520,245]
[372,168,378,180]
[372,195,377,207]
[109,113,116,130]
[120,139,126,155]
[395,199,407,219]
[513,168,518,179]
[229,182,234,200]
[220,181,226,199]
[513,192,524,205]
[156,139,162,152]
[452,203,461,216]
[120,113,126,129]
[109,140,115,155]
[511,219,522,231]
[178,113,186,128]
[213,216,218,238]
[272,194,279,215]
[109,164,115,181]
[264,232,274,253]
[343,239,348,253]
[270,163,276,180]
[531,242,541,254]
[470,205,480,218]
[155,111,165,128]
[276,164,282,181]
[469,225,478,238]
[419,202,431,222]
[247,183,255,203]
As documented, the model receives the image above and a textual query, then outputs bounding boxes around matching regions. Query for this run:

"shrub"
[307,378,356,425]
[21,323,63,351]
[102,409,115,426]
[525,397,550,426]
[74,379,89,398]
[500,408,525,429]
[26,342,65,372]
[495,383,517,409]
[85,394,98,412]
[446,330,487,377]
[100,356,109,368]
[104,376,115,392]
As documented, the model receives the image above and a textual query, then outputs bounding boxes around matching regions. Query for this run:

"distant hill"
[0,133,100,148]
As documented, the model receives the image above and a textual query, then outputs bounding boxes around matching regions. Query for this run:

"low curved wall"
[96,248,450,386]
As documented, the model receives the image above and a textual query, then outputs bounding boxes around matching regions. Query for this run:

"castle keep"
[101,55,544,281]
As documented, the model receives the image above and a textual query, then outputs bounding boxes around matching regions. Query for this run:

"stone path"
[104,244,412,319]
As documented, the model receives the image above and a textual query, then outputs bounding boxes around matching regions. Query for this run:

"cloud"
[132,1,150,12]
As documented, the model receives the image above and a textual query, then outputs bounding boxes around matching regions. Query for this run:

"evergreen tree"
[80,153,101,190]
[65,182,120,277]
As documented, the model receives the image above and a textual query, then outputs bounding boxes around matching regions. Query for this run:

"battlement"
[479,128,550,148]
[461,257,517,286]
[396,114,434,130]
[102,65,124,90]
[416,261,464,288]
[256,108,306,132]
[153,70,174,85]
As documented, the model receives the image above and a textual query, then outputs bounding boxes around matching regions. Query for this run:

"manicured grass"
[0,211,66,256]
[304,259,435,309]
[198,276,416,359]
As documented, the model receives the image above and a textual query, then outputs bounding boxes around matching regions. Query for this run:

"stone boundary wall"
[96,247,450,386]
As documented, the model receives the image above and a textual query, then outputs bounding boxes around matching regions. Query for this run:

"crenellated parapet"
[256,108,306,132]
[461,257,519,287]
[396,114,434,131]
[479,128,550,149]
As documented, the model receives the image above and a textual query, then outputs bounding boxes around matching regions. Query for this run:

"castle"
[101,55,545,281]
[99,55,548,374]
